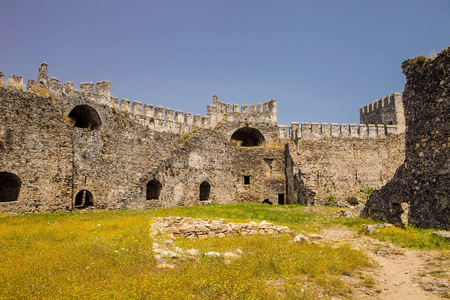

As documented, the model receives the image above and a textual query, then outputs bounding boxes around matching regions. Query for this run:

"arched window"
[74,190,94,209]
[68,105,102,130]
[0,172,21,202]
[199,181,211,201]
[231,127,265,147]
[147,180,162,200]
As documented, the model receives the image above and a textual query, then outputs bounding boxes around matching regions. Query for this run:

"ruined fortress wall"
[0,69,183,212]
[231,147,285,204]
[360,92,406,133]
[0,87,73,213]
[209,95,278,127]
[142,129,285,207]
[362,48,450,229]
[287,134,405,204]
[0,64,287,212]
[147,130,235,207]
[69,105,180,210]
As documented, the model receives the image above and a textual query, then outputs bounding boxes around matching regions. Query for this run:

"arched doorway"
[74,190,94,209]
[231,127,265,147]
[68,105,102,130]
[146,180,162,200]
[0,172,21,202]
[199,181,211,201]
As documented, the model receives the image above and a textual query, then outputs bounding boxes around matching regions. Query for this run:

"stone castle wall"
[362,48,450,229]
[0,61,409,215]
[286,134,405,205]
[285,92,406,205]
[0,64,287,213]
[360,92,406,133]
[0,87,73,212]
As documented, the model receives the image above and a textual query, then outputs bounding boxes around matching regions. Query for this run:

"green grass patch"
[366,225,450,250]
[1,203,447,298]
[0,204,372,299]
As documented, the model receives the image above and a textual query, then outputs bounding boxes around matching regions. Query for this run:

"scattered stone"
[184,249,200,257]
[156,263,175,269]
[337,210,353,218]
[307,234,323,240]
[223,252,240,263]
[204,252,221,258]
[346,197,360,206]
[294,234,309,243]
[336,200,349,208]
[432,231,450,240]
[150,217,292,239]
[364,223,393,234]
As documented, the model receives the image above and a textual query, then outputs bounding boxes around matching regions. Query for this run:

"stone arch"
[74,190,94,209]
[68,105,102,130]
[0,172,21,202]
[199,181,211,201]
[147,180,162,200]
[231,127,265,147]
[262,199,273,205]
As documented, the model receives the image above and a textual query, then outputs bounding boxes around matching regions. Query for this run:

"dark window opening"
[0,172,21,202]
[74,190,94,209]
[68,105,102,130]
[147,180,162,200]
[278,194,285,205]
[200,181,211,201]
[231,127,265,147]
[262,199,273,205]
[244,176,250,185]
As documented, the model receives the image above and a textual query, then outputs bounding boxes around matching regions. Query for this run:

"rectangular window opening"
[244,176,250,185]
[278,194,285,205]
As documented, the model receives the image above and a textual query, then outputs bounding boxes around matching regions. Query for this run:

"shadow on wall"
[200,181,211,200]
[231,127,265,147]
[74,190,94,209]
[68,105,102,130]
[0,172,21,202]
[147,180,162,200]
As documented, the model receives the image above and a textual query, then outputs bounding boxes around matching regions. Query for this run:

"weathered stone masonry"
[0,61,407,215]
[362,47,450,229]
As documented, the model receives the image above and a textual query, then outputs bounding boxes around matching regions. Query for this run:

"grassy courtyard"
[0,204,447,299]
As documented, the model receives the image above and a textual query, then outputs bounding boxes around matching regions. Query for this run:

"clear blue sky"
[1,0,449,125]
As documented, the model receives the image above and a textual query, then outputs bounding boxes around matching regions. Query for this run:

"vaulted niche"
[199,181,211,201]
[0,172,21,202]
[68,105,102,130]
[74,190,94,209]
[231,127,265,147]
[147,180,162,200]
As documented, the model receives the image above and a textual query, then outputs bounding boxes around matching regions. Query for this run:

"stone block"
[144,104,154,118]
[120,99,131,112]
[80,82,94,93]
[132,101,143,115]
[96,80,111,97]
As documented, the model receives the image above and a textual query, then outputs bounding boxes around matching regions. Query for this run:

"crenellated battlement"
[207,94,278,126]
[360,92,405,133]
[0,63,224,135]
[1,63,406,142]
[289,122,399,141]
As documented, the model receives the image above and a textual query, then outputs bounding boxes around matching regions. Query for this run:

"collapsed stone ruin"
[362,47,449,229]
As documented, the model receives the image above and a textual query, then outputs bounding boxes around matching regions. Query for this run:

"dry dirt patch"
[323,227,449,299]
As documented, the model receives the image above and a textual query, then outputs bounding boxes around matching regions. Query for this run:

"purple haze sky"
[1,0,449,125]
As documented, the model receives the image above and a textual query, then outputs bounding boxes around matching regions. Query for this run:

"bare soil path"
[322,227,449,299]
